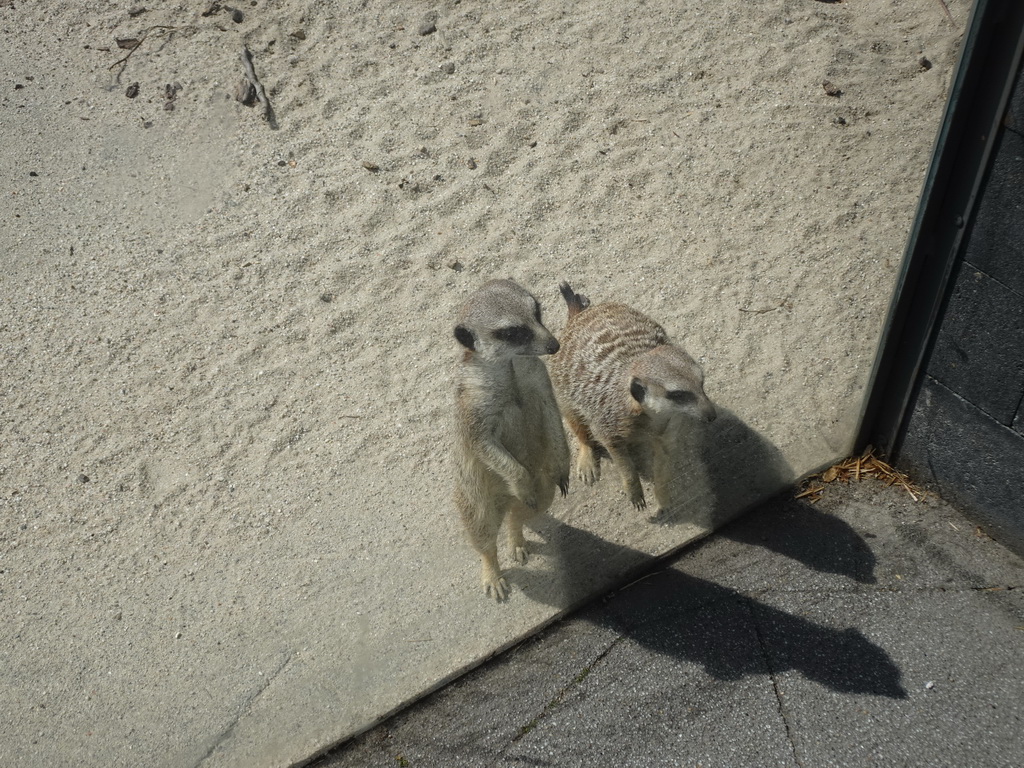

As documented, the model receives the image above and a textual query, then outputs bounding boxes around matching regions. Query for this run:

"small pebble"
[234,79,256,105]
[441,62,455,75]
[362,161,380,172]
[231,8,244,23]
[418,21,437,36]
[822,80,842,97]
[78,474,90,484]
[919,57,933,71]
[163,101,175,111]
[125,82,140,98]
[467,157,477,169]
[468,117,484,127]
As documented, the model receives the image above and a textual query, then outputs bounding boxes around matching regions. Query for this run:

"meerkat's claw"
[630,488,647,510]
[558,476,570,496]
[512,544,529,564]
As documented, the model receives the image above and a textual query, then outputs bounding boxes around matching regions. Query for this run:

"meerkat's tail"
[559,282,591,319]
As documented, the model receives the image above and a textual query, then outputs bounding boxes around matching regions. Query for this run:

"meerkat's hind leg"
[576,443,601,487]
[507,492,548,564]
[479,546,509,600]
[608,445,646,510]
[549,417,571,498]
[459,495,509,600]
[651,440,679,521]
[564,411,601,485]
[507,514,529,565]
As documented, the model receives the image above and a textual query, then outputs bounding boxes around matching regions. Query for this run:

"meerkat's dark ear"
[629,378,647,403]
[454,324,476,350]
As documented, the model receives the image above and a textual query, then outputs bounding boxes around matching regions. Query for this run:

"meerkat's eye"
[666,390,695,404]
[493,325,533,345]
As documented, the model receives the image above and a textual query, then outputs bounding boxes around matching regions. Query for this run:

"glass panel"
[0,1,967,764]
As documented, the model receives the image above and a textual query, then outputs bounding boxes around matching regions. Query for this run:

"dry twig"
[934,0,956,27]
[739,298,792,315]
[109,25,178,76]
[241,45,278,129]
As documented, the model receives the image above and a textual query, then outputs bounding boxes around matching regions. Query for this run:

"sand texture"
[1,0,965,765]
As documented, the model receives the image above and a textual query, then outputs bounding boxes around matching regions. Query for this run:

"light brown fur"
[453,280,570,600]
[549,282,716,514]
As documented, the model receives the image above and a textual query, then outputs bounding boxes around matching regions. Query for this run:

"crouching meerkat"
[549,282,717,514]
[453,279,571,600]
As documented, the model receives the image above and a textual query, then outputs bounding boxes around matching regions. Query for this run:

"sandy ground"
[1,1,966,765]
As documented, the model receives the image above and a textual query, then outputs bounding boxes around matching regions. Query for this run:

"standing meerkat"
[549,282,716,514]
[453,279,571,600]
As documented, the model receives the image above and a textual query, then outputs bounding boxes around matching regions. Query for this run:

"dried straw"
[796,445,926,503]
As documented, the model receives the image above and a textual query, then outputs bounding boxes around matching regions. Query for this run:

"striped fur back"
[551,299,668,445]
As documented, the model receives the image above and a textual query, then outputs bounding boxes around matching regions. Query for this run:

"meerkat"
[453,279,571,600]
[549,282,716,515]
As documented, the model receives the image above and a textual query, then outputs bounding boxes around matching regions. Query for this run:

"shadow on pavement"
[720,495,879,584]
[517,407,905,699]
[520,519,906,699]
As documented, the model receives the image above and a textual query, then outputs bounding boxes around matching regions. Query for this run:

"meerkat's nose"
[546,339,560,355]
